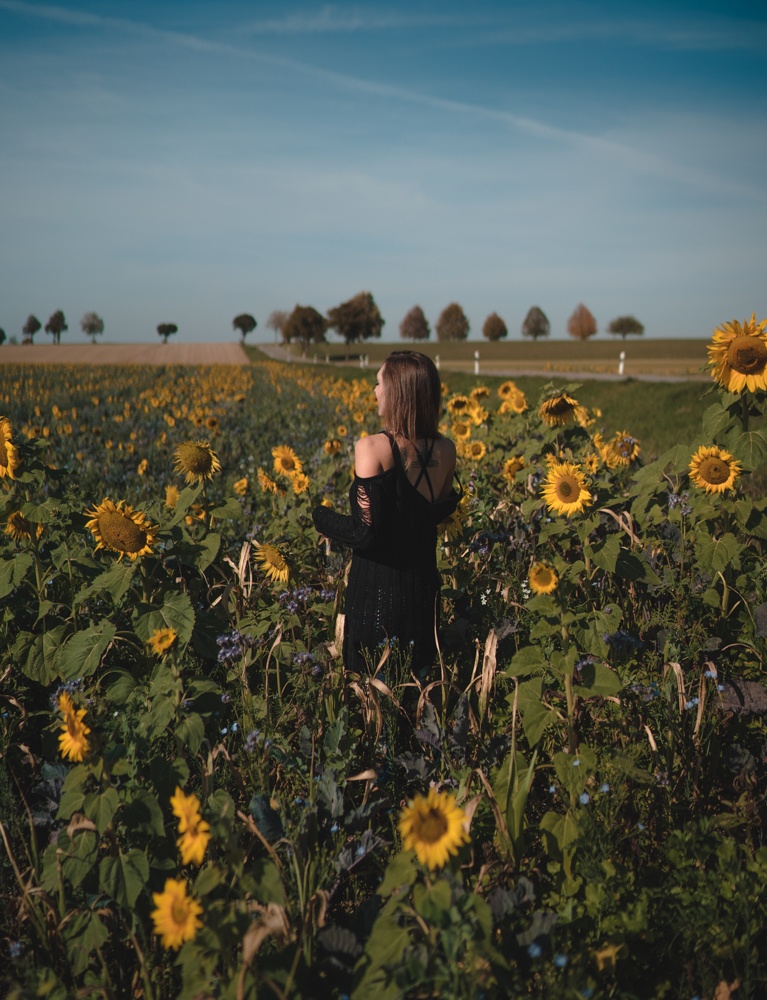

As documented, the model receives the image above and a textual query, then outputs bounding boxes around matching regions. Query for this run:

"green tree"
[22,315,41,344]
[399,305,430,341]
[436,302,470,342]
[232,313,257,345]
[80,312,105,344]
[283,305,326,357]
[521,306,550,340]
[157,323,178,344]
[45,310,68,345]
[607,314,644,339]
[567,303,598,340]
[482,312,508,342]
[326,291,384,359]
[0,328,5,346]
[266,310,289,343]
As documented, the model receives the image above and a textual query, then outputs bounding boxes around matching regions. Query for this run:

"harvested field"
[0,342,249,365]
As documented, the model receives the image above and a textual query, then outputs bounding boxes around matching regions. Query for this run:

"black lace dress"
[312,434,461,672]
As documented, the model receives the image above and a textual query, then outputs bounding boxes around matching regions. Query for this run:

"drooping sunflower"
[502,457,525,482]
[137,458,149,476]
[689,445,741,493]
[291,472,310,495]
[272,445,303,478]
[399,788,470,870]
[174,441,221,484]
[439,492,470,542]
[528,562,559,595]
[85,498,157,561]
[5,511,42,543]
[253,542,290,584]
[470,386,491,402]
[151,878,203,951]
[0,417,21,479]
[541,462,593,518]
[233,477,248,496]
[707,313,767,393]
[324,439,342,456]
[468,402,489,426]
[57,692,91,763]
[539,392,587,428]
[257,467,281,494]
[497,380,518,399]
[147,628,178,655]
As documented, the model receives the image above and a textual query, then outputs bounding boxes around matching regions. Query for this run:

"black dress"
[312,433,461,672]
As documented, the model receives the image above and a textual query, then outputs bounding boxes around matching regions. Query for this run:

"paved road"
[0,342,250,365]
[255,343,709,383]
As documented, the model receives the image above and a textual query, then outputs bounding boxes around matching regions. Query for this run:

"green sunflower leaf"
[58,620,117,680]
[0,552,34,598]
[134,590,195,645]
[726,428,767,471]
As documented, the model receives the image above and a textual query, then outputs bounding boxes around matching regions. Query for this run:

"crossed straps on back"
[388,433,436,502]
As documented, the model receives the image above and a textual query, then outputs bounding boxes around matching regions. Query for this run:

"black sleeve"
[312,478,383,550]
[431,480,463,525]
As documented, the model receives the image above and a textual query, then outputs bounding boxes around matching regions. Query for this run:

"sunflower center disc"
[557,478,577,501]
[700,458,729,485]
[421,808,449,842]
[100,512,147,553]
[171,900,189,924]
[727,336,767,375]
[0,442,8,465]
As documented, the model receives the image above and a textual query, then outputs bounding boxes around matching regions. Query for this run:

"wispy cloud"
[236,4,472,35]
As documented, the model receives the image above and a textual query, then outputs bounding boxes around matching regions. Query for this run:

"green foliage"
[2,339,767,998]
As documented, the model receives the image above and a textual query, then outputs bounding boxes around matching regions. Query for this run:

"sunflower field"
[2,316,767,1000]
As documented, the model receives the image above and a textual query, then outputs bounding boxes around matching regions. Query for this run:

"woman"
[313,350,462,672]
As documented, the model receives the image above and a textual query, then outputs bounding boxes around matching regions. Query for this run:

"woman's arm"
[312,478,382,549]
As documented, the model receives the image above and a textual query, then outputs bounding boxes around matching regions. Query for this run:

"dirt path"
[0,343,250,365]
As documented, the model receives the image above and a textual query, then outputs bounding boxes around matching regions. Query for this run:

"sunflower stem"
[740,394,750,433]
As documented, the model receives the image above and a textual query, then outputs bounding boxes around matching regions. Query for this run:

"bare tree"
[436,303,470,342]
[607,315,644,340]
[399,305,430,341]
[567,304,598,341]
[521,306,550,341]
[232,313,257,345]
[157,323,178,344]
[266,310,289,343]
[482,312,508,342]
[45,310,68,345]
[81,312,105,344]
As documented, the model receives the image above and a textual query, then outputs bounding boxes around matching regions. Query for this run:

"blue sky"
[1,0,765,345]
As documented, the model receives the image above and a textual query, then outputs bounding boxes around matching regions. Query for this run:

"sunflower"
[336,425,348,438]
[468,403,489,426]
[165,484,181,509]
[528,562,559,595]
[233,477,248,496]
[605,431,641,467]
[539,392,587,428]
[440,493,470,542]
[272,445,303,478]
[257,467,281,494]
[689,445,741,493]
[291,472,310,495]
[174,441,221,484]
[497,380,518,399]
[170,787,211,866]
[324,439,342,456]
[462,440,487,462]
[137,458,149,476]
[502,457,525,482]
[147,628,178,655]
[0,417,20,479]
[85,498,157,561]
[541,462,593,518]
[253,542,290,584]
[470,386,491,401]
[57,692,91,763]
[584,452,601,475]
[151,878,203,951]
[5,511,42,543]
[506,389,529,414]
[451,420,472,441]
[399,788,470,869]
[707,313,767,393]
[446,395,472,417]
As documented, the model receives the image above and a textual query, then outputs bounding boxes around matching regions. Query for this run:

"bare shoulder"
[434,436,457,466]
[354,432,392,478]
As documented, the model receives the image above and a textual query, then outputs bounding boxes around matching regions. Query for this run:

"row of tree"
[0,299,644,350]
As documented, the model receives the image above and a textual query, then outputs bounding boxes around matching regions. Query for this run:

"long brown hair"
[380,351,441,442]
